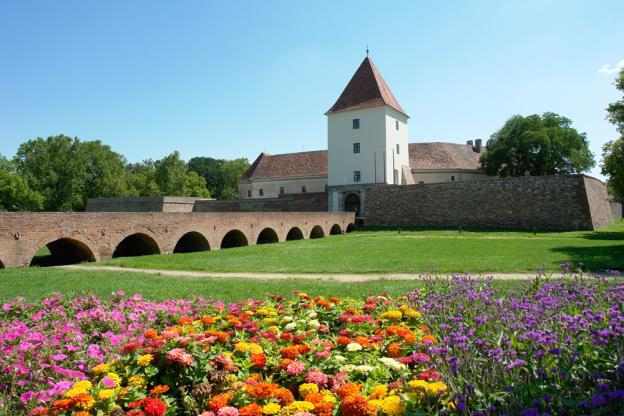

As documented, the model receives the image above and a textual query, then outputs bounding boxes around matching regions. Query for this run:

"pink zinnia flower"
[305,369,329,387]
[217,406,239,416]
[286,360,305,375]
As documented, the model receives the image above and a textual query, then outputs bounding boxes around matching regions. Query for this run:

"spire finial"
[366,45,369,57]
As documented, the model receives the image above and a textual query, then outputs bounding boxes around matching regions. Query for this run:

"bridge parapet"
[0,212,355,268]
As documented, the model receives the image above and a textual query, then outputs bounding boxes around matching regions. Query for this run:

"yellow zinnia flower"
[136,354,153,366]
[262,402,281,415]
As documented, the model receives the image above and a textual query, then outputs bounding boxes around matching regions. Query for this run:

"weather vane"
[366,45,369,57]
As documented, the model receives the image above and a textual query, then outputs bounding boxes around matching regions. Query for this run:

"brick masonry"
[194,193,328,213]
[0,211,354,268]
[364,174,613,231]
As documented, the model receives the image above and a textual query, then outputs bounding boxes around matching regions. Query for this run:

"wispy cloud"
[598,60,624,75]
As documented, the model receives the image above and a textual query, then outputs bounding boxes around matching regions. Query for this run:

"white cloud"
[598,60,624,75]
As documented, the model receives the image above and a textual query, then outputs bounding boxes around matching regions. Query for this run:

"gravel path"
[56,265,584,282]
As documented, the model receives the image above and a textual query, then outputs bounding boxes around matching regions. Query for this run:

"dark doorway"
[344,193,361,216]
[257,228,279,244]
[286,227,304,241]
[113,233,160,258]
[30,238,96,266]
[310,225,325,239]
[330,224,342,235]
[174,232,210,253]
[221,230,249,249]
[346,223,356,233]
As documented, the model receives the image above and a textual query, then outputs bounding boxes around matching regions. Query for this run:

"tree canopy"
[601,69,624,200]
[2,135,250,211]
[480,112,595,177]
[188,157,249,200]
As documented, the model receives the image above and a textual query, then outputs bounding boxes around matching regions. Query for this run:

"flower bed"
[1,276,623,415]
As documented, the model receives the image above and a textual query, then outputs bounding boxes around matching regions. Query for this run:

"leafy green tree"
[188,156,249,199]
[601,69,624,200]
[480,112,595,177]
[188,157,224,197]
[154,151,209,197]
[14,135,130,211]
[0,153,44,211]
[126,160,160,196]
[0,170,45,211]
[220,158,250,200]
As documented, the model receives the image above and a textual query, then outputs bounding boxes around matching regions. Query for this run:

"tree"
[188,156,249,199]
[153,151,210,198]
[188,157,224,197]
[0,153,44,211]
[126,160,160,196]
[480,112,595,177]
[14,135,130,211]
[220,158,250,200]
[601,68,624,200]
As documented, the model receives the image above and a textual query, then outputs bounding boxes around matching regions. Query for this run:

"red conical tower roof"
[326,57,407,117]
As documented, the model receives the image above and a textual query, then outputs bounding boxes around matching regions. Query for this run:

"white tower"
[326,56,410,213]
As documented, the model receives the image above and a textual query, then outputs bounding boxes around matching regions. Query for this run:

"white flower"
[282,316,293,323]
[333,355,347,362]
[340,364,356,373]
[284,322,297,331]
[308,319,320,329]
[346,342,362,352]
[379,357,406,371]
[307,311,318,319]
[355,365,374,374]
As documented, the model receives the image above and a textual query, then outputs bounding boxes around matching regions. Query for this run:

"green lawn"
[0,268,525,302]
[98,220,624,274]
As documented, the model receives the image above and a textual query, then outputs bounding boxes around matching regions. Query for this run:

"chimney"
[466,140,473,146]
[474,139,482,153]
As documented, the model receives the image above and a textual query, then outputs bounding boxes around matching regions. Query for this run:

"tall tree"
[0,153,44,211]
[154,151,210,197]
[480,112,595,177]
[126,159,160,196]
[601,68,624,200]
[188,157,224,197]
[220,158,250,200]
[14,135,130,211]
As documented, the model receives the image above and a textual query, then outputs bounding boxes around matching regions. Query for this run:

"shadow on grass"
[579,231,624,241]
[550,245,624,271]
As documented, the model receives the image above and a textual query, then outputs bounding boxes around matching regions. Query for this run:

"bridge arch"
[113,232,161,258]
[309,225,325,239]
[221,229,249,249]
[286,227,304,241]
[174,231,210,253]
[30,237,96,267]
[257,228,279,245]
[0,259,4,269]
[346,223,356,233]
[330,224,343,235]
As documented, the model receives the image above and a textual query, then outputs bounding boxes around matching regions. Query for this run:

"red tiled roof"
[241,142,482,181]
[326,57,407,117]
[408,143,482,170]
[241,150,328,180]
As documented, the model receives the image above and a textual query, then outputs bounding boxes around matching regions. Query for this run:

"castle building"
[239,56,487,214]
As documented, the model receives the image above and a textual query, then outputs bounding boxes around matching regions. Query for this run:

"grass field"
[0,267,527,302]
[99,220,624,274]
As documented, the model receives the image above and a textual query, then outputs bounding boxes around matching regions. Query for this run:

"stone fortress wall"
[364,174,613,231]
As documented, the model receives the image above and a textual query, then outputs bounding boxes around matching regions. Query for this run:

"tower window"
[302,185,307,193]
[259,188,264,196]
[280,186,285,194]
[247,190,251,197]
[353,143,360,153]
[395,120,399,130]
[396,144,400,154]
[451,176,455,181]
[324,184,328,192]
[352,119,360,129]
[353,171,361,183]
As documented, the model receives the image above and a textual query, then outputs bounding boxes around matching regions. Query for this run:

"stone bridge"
[0,212,355,268]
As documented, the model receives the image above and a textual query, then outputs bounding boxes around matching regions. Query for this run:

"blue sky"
[1,1,622,179]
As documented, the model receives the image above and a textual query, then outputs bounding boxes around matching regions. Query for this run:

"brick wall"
[364,174,612,231]
[0,211,354,267]
[611,202,623,219]
[194,192,328,213]
[86,197,206,212]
